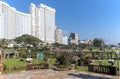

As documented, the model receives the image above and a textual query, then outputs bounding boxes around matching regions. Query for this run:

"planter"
[53,66,71,71]
[44,63,49,69]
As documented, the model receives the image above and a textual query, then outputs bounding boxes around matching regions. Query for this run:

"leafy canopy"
[14,34,42,46]
[93,38,103,47]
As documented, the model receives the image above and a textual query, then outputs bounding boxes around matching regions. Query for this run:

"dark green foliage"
[56,53,71,68]
[57,65,66,68]
[78,43,87,49]
[69,59,76,64]
[93,38,103,47]
[19,58,24,61]
[0,39,9,48]
[20,52,27,58]
[52,42,69,49]
[81,58,88,64]
[3,63,7,71]
[52,42,61,47]
[14,34,42,47]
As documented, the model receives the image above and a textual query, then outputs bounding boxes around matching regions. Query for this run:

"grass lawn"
[48,58,56,64]
[3,58,27,68]
[75,66,88,71]
[3,58,44,68]
[93,59,120,67]
[3,58,56,68]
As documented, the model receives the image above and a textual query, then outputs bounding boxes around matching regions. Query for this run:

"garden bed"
[53,66,71,71]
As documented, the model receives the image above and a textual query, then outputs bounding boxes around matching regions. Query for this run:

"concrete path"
[0,69,119,79]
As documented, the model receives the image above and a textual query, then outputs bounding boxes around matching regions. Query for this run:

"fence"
[4,63,49,72]
[26,63,49,70]
[5,66,26,72]
[88,65,117,75]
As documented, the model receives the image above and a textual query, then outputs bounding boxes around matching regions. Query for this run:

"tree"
[0,39,9,48]
[78,43,87,49]
[56,52,71,68]
[14,34,42,47]
[93,38,103,47]
[52,42,62,47]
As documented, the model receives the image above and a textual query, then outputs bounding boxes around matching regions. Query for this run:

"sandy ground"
[0,69,119,79]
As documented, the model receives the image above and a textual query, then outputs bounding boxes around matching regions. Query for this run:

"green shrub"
[56,53,70,67]
[70,59,76,64]
[58,65,66,69]
[3,63,7,71]
[20,52,27,58]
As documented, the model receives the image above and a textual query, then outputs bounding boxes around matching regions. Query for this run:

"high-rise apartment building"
[30,3,56,43]
[55,28,63,44]
[62,36,68,45]
[0,1,31,39]
[15,11,31,38]
[0,1,56,43]
[30,3,39,38]
[68,32,78,45]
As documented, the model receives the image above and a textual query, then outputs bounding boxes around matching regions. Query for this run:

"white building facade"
[15,11,31,38]
[55,28,63,44]
[0,1,56,43]
[30,3,56,43]
[62,36,68,45]
[0,1,31,39]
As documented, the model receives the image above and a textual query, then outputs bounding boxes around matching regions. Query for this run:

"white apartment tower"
[0,1,31,39]
[0,1,56,43]
[30,3,56,43]
[55,28,63,44]
[62,36,68,45]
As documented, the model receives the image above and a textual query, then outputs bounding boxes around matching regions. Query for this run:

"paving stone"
[0,69,119,79]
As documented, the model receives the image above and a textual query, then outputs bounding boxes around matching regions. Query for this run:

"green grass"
[2,58,45,73]
[75,66,88,71]
[3,58,56,68]
[3,58,27,68]
[48,58,56,68]
[93,59,110,66]
[48,58,56,64]
[93,59,120,67]
[3,58,45,69]
[32,58,44,64]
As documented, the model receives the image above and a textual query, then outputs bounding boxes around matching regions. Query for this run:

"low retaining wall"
[88,65,117,75]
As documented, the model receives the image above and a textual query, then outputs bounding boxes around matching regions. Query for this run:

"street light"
[116,51,119,75]
[28,49,31,58]
[26,46,32,62]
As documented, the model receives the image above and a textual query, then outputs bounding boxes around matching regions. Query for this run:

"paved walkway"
[0,69,119,79]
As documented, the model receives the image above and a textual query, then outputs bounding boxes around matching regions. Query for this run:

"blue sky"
[1,0,120,44]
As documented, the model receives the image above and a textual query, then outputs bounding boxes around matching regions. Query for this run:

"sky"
[1,0,120,45]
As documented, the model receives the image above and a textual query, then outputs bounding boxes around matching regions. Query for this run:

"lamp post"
[116,51,119,75]
[28,49,31,58]
[26,46,32,62]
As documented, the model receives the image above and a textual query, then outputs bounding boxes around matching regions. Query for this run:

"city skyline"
[1,0,120,45]
[0,1,56,43]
